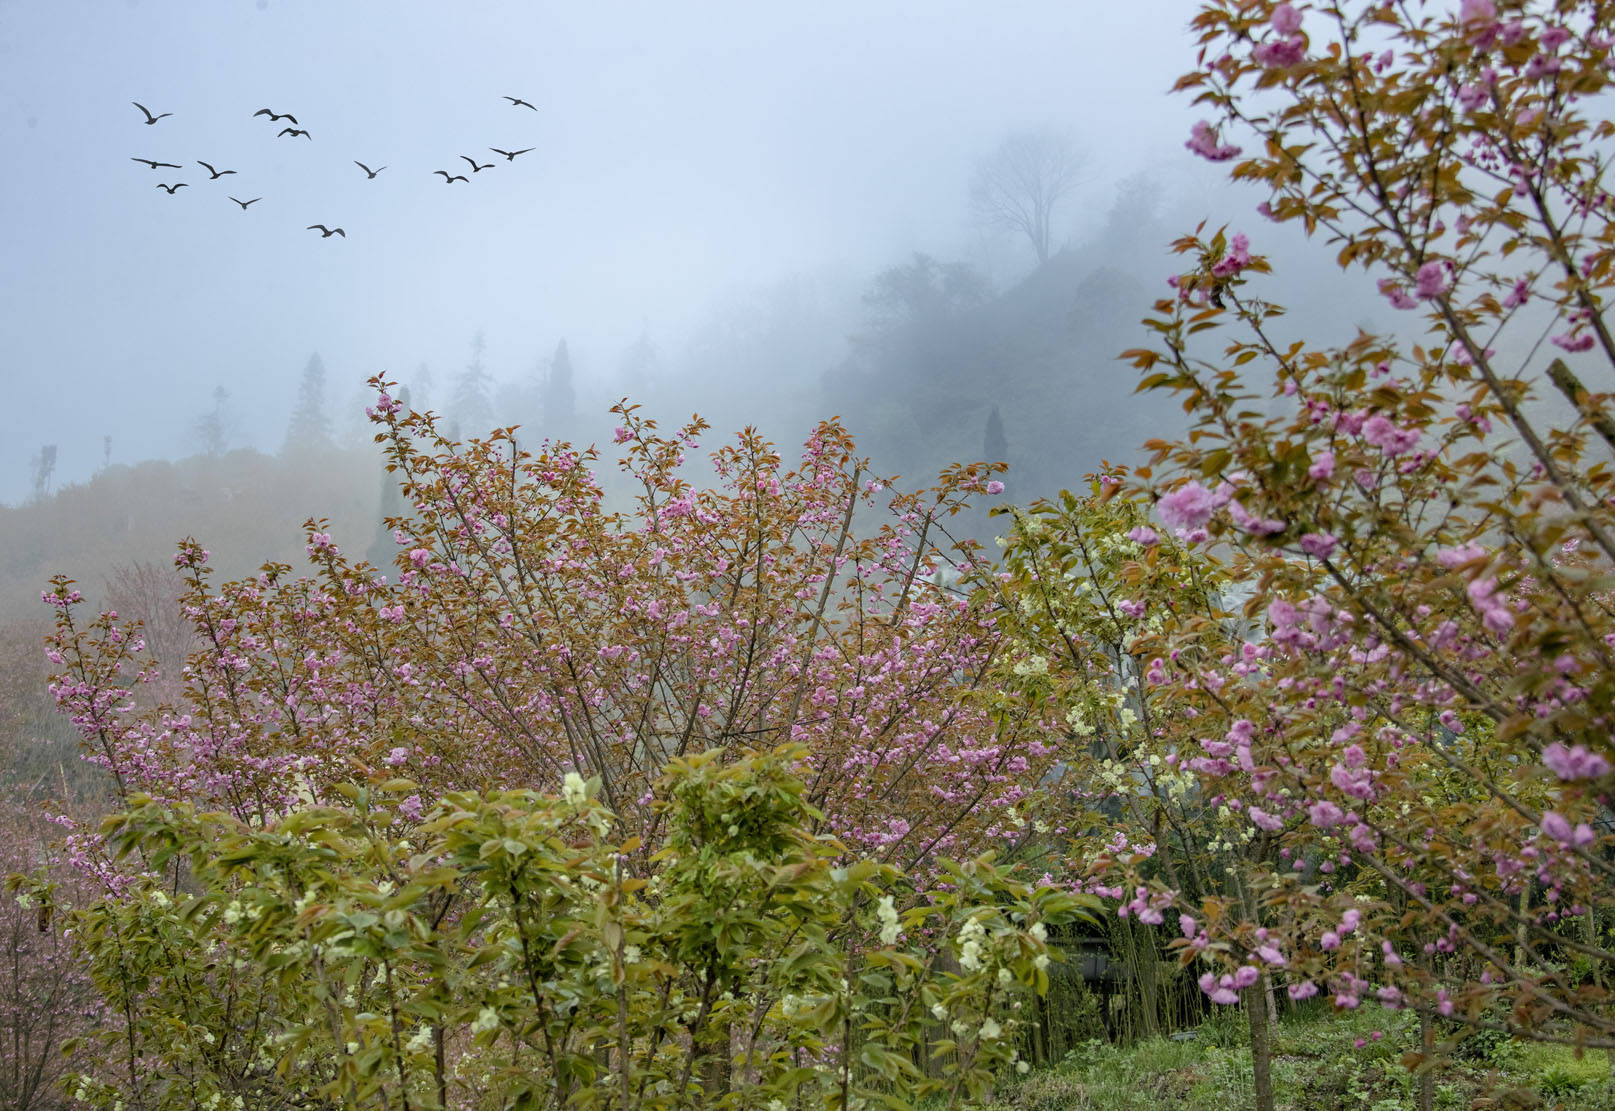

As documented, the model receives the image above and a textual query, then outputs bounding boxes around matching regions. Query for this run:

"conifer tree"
[282,353,334,456]
[543,339,576,437]
[192,386,232,458]
[453,330,494,434]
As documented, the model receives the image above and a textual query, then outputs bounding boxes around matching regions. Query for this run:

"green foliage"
[975,1007,1615,1110]
[39,747,1096,1110]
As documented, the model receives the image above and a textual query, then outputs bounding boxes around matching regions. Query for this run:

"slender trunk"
[1245,976,1275,1111]
[697,1019,732,1097]
[1418,1007,1435,1111]
[1514,887,1529,968]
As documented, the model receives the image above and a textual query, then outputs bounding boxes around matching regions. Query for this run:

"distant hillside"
[0,447,384,623]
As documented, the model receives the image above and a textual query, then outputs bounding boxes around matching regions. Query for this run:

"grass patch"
[979,1007,1615,1110]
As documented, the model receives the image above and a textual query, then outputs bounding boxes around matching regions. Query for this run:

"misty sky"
[0,0,1203,505]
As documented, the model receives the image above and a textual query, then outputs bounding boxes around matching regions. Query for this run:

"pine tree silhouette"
[283,353,335,455]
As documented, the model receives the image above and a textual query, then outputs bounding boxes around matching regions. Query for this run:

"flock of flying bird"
[128,96,540,238]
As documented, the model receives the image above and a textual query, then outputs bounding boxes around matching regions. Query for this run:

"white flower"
[471,1007,500,1034]
[1029,922,1047,943]
[931,1002,947,1021]
[562,771,588,806]
[957,916,987,972]
[1033,953,1050,971]
[876,895,901,946]
[1017,1060,1031,1074]
[997,967,1013,985]
[222,900,243,925]
[406,1026,434,1053]
[1011,654,1049,678]
[979,1018,1002,1040]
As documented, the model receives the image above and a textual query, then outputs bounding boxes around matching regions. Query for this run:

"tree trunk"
[1246,976,1275,1111]
[1418,1007,1435,1111]
[697,1019,732,1097]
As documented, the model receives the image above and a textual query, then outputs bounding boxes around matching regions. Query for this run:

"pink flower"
[1460,0,1496,24]
[1228,498,1286,536]
[1211,233,1252,277]
[1362,415,1419,456]
[1256,944,1287,967]
[1249,807,1284,832]
[1552,332,1596,353]
[1308,799,1346,828]
[613,426,634,444]
[1233,965,1261,989]
[1501,278,1530,308]
[1299,533,1337,560]
[1180,914,1198,939]
[1157,481,1222,531]
[1414,260,1454,299]
[1457,83,1488,112]
[1377,278,1418,310]
[1307,451,1335,482]
[1331,762,1375,799]
[1541,810,1573,843]
[1437,541,1485,568]
[984,480,1005,495]
[1541,743,1611,781]
[1201,968,1233,1007]
[1288,981,1318,1001]
[1320,931,1341,951]
[1254,35,1307,68]
[1271,3,1302,35]
[1127,525,1160,546]
[1186,120,1241,162]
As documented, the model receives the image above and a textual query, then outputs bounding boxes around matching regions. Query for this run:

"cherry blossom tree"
[1076,2,1615,1108]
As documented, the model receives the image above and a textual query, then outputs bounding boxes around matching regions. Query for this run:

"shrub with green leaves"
[39,747,1093,1110]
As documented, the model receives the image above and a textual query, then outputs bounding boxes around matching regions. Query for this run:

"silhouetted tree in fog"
[983,405,1008,466]
[618,328,659,401]
[282,352,334,456]
[543,339,576,437]
[453,330,493,435]
[971,128,1085,265]
[29,445,57,504]
[193,386,234,457]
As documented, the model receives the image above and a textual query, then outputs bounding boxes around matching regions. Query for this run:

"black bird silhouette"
[253,108,298,124]
[278,127,312,140]
[489,147,535,162]
[156,183,187,194]
[197,161,237,179]
[132,101,172,124]
[131,157,182,170]
[502,96,538,110]
[461,155,494,173]
[434,170,469,184]
[306,224,346,238]
[229,196,261,210]
[353,161,386,179]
